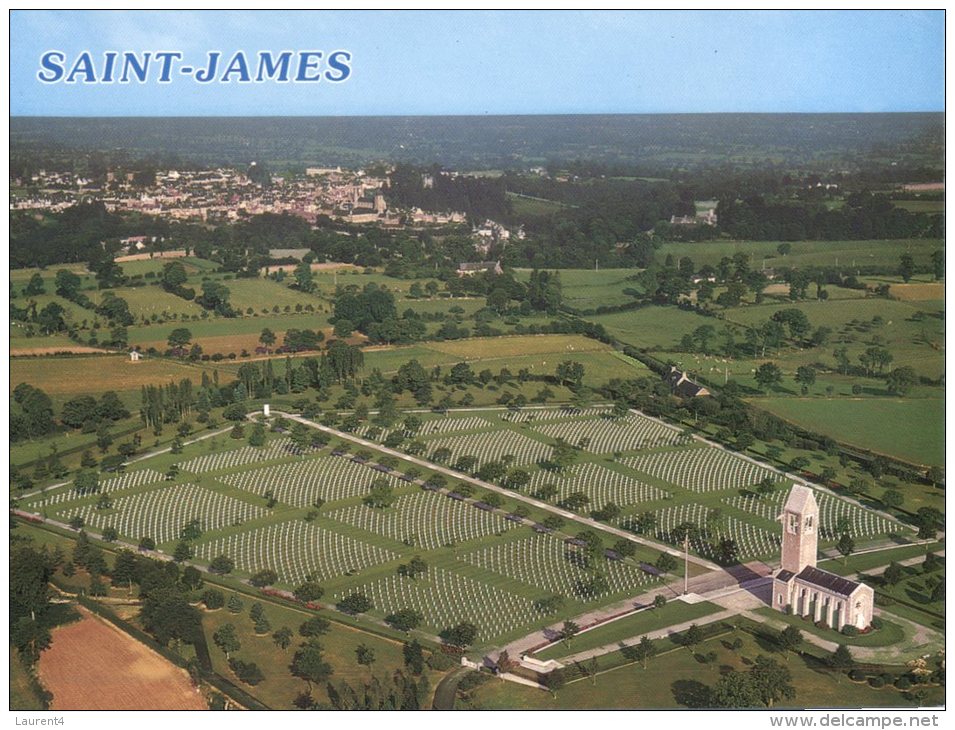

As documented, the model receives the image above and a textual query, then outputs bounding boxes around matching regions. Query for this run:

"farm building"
[665,367,710,397]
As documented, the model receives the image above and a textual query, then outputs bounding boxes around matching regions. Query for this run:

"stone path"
[739,608,944,664]
[557,607,739,665]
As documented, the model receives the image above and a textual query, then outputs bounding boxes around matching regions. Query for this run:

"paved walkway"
[855,551,944,577]
[510,552,945,668]
[499,565,773,660]
[558,607,739,665]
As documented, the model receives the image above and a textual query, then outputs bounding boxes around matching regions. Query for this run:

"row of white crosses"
[624,445,784,493]
[219,456,402,508]
[355,416,494,443]
[651,502,780,561]
[175,437,308,474]
[323,491,517,551]
[63,482,267,546]
[420,430,551,469]
[334,566,537,638]
[532,412,682,454]
[459,533,653,598]
[725,489,895,540]
[416,416,493,435]
[500,405,612,423]
[24,468,168,508]
[195,520,399,585]
[527,462,669,508]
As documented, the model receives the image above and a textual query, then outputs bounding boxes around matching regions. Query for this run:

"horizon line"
[10,110,945,120]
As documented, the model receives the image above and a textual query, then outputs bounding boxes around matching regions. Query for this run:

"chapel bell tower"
[779,484,819,574]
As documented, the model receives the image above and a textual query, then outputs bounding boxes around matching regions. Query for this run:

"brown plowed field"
[37,608,207,710]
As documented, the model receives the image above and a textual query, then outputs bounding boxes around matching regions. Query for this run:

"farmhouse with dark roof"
[665,366,710,398]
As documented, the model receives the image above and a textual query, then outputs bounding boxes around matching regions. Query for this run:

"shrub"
[870,616,884,630]
[249,569,278,587]
[299,616,331,637]
[895,677,912,690]
[426,651,455,671]
[228,658,265,686]
[202,589,225,610]
[841,625,859,637]
[869,676,885,688]
[849,669,866,682]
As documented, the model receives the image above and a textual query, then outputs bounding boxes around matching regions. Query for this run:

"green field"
[118,256,219,277]
[587,306,715,349]
[91,285,205,319]
[656,239,943,270]
[506,193,567,217]
[10,354,219,407]
[215,277,332,313]
[513,268,643,310]
[749,396,944,467]
[127,311,333,352]
[359,334,651,387]
[892,200,945,214]
[820,543,943,577]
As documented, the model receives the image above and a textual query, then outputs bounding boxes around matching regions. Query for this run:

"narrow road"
[432,666,472,710]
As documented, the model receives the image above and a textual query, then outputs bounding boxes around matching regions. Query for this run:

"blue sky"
[10,9,944,116]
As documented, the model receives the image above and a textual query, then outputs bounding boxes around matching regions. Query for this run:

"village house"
[457,261,503,277]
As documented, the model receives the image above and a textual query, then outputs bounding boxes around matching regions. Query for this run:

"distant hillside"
[9,113,944,172]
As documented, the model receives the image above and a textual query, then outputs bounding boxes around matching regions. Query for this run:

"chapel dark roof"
[775,569,796,583]
[796,566,862,597]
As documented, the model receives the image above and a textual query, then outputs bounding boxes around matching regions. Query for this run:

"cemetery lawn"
[819,542,944,577]
[752,608,907,647]
[533,600,722,660]
[21,404,912,652]
[201,589,433,710]
[467,629,935,709]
